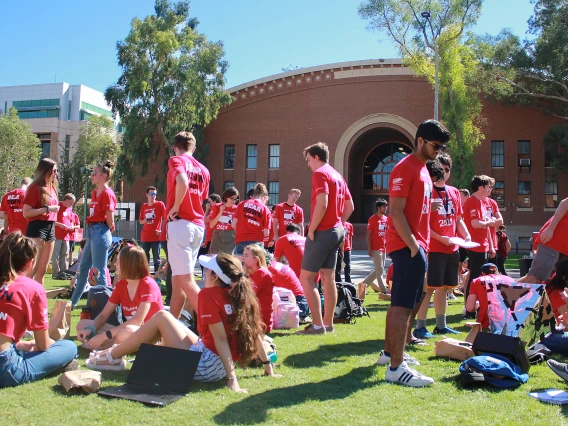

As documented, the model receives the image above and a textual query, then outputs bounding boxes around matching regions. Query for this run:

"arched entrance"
[347,127,414,222]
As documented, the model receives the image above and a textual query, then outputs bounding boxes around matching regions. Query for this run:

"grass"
[2,275,568,425]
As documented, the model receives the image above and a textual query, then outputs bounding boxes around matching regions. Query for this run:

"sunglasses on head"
[424,139,447,152]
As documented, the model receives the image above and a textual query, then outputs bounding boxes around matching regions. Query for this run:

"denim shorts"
[390,246,428,309]
[26,220,55,242]
[233,240,263,256]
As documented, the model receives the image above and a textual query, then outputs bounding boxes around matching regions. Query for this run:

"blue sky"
[0,0,535,92]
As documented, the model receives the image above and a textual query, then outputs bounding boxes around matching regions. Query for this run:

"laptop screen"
[127,344,202,394]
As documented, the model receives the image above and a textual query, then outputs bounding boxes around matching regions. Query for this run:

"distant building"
[0,82,123,162]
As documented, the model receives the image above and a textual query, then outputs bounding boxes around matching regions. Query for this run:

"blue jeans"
[542,331,568,356]
[0,341,77,388]
[71,223,112,306]
[141,241,161,272]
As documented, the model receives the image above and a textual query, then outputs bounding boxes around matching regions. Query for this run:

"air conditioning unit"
[519,158,531,167]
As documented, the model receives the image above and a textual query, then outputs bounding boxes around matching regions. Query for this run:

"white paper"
[448,237,480,249]
[528,389,568,405]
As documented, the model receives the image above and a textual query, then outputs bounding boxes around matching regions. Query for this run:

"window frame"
[269,144,280,169]
[224,144,235,169]
[491,141,504,168]
[246,144,257,169]
[268,181,279,206]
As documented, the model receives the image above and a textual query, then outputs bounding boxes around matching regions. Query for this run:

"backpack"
[86,285,122,327]
[272,287,300,329]
[334,282,369,324]
[459,353,529,388]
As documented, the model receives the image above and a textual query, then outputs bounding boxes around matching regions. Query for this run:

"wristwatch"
[44,205,49,213]
[106,330,113,340]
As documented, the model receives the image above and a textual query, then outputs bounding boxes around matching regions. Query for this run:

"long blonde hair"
[30,158,58,204]
[245,244,267,269]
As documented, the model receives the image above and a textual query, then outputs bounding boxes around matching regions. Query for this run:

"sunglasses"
[149,192,157,196]
[424,139,447,152]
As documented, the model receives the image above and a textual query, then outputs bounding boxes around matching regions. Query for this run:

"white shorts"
[167,219,204,276]
[190,340,226,383]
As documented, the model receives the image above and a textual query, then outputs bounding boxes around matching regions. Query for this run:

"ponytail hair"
[215,253,264,366]
[98,161,114,181]
[0,231,37,285]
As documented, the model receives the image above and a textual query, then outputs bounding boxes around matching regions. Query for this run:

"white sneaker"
[376,350,420,366]
[385,361,434,387]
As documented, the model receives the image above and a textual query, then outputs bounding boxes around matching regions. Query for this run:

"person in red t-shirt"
[22,158,61,286]
[381,120,450,388]
[462,175,498,308]
[243,245,275,332]
[297,142,354,335]
[361,198,389,294]
[274,223,306,278]
[495,226,511,275]
[166,131,210,320]
[0,232,77,388]
[0,177,31,236]
[335,221,354,282]
[78,245,164,350]
[484,193,504,265]
[87,253,280,389]
[70,161,117,307]
[232,183,272,260]
[50,193,78,278]
[68,210,81,266]
[210,187,239,255]
[139,186,166,274]
[272,188,305,242]
[414,154,470,339]
[519,197,568,284]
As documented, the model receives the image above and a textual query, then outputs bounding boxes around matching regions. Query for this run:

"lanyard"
[434,186,449,215]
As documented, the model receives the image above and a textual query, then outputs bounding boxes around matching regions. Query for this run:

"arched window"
[362,143,412,192]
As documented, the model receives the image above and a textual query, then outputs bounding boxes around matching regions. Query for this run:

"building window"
[269,144,280,168]
[491,141,504,167]
[224,145,235,169]
[64,135,71,164]
[246,145,257,169]
[80,102,113,118]
[518,181,531,207]
[492,181,505,209]
[545,181,559,208]
[545,144,556,167]
[223,181,234,190]
[41,142,50,158]
[518,140,531,170]
[268,182,279,205]
[246,181,256,194]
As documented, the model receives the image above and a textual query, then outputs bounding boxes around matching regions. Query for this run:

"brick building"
[128,59,566,248]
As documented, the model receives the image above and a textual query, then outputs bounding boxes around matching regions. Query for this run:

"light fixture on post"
[421,11,439,121]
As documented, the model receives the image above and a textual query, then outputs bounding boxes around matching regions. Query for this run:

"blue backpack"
[459,353,529,388]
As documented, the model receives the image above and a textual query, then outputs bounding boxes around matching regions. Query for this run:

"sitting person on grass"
[77,245,164,350]
[0,231,77,388]
[242,244,274,333]
[86,253,279,392]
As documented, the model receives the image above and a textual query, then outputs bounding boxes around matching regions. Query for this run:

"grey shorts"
[528,244,568,281]
[302,226,345,273]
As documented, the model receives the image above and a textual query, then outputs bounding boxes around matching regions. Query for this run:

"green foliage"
[359,0,485,188]
[0,108,41,196]
[544,124,568,173]
[105,0,231,186]
[58,115,120,202]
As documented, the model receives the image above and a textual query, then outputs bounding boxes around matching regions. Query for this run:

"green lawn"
[2,276,568,425]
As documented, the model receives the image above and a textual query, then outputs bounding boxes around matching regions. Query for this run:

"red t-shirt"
[210,203,237,231]
[546,287,566,324]
[139,201,166,242]
[367,214,388,252]
[69,213,80,241]
[54,203,74,241]
[342,222,354,251]
[268,261,304,296]
[469,276,490,328]
[234,199,271,244]
[0,275,48,342]
[23,184,58,222]
[311,163,352,231]
[166,154,210,227]
[463,196,490,253]
[497,231,509,257]
[274,203,304,237]
[537,198,568,256]
[198,286,240,362]
[386,263,394,285]
[386,155,432,254]
[485,198,499,250]
[274,234,306,278]
[250,267,274,332]
[88,188,116,224]
[429,185,462,254]
[108,276,164,322]
[0,188,28,234]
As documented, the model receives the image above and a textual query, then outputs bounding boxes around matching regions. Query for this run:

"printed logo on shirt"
[224,304,233,315]
[422,181,433,214]
[437,200,456,217]
[393,177,403,185]
[0,312,7,321]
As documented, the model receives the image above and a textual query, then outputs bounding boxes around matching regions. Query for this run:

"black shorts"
[26,220,55,242]
[390,246,428,309]
[427,251,460,288]
[459,247,468,262]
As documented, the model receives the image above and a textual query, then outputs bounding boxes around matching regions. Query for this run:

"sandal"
[86,348,126,371]
[408,337,428,346]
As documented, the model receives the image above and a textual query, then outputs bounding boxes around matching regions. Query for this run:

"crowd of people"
[1,121,568,391]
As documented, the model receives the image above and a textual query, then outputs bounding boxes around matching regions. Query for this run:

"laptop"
[98,343,202,406]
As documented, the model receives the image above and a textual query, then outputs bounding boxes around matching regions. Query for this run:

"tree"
[105,0,231,189]
[0,108,41,197]
[58,115,120,204]
[359,0,485,188]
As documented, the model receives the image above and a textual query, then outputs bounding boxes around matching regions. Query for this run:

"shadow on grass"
[213,365,376,425]
[283,340,382,369]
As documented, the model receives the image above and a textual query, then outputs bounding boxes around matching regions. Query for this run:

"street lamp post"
[421,11,439,121]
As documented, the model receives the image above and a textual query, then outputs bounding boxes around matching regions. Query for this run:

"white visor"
[198,255,232,285]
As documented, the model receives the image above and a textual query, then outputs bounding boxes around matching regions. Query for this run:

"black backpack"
[86,285,123,327]
[334,282,369,323]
